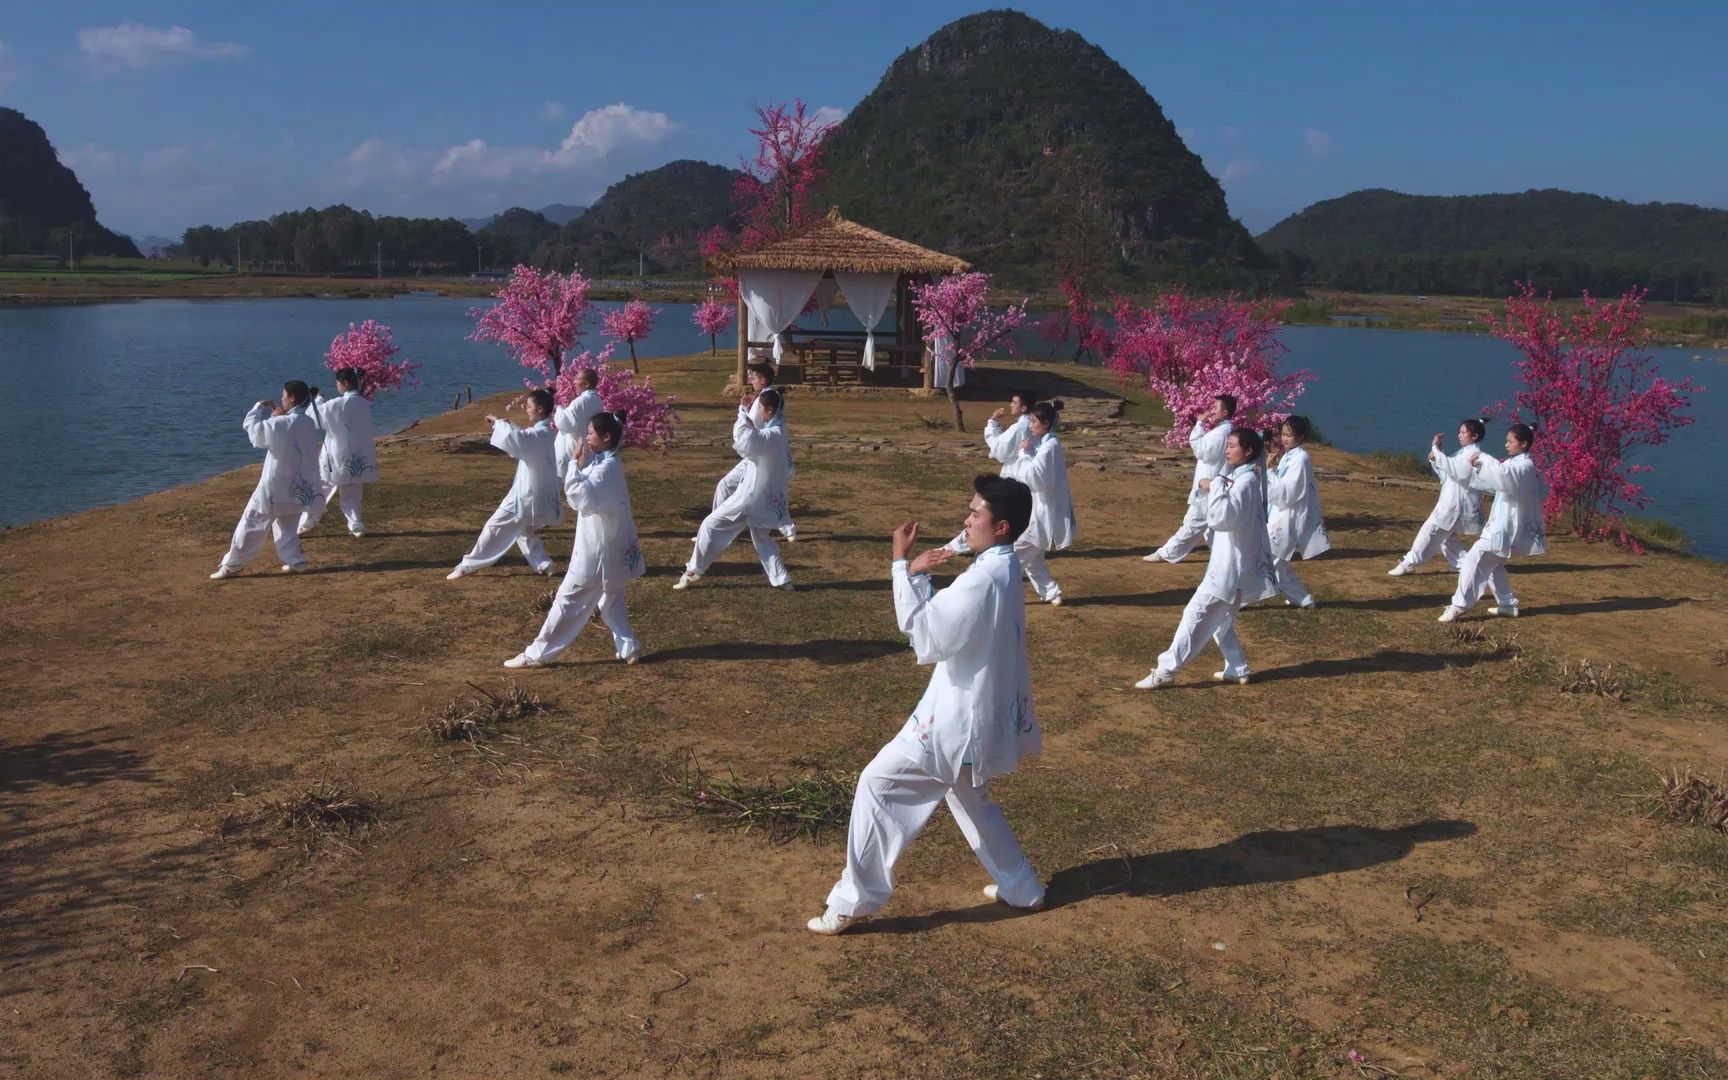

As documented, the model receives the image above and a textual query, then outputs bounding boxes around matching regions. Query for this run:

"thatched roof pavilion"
[712,207,971,390]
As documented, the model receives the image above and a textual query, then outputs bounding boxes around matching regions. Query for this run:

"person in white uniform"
[1136,427,1278,688]
[1439,422,1546,622]
[447,389,562,580]
[676,387,793,591]
[946,399,1076,604]
[1145,394,1236,563]
[982,389,1036,473]
[808,475,1045,935]
[1389,418,1488,575]
[1264,415,1329,608]
[505,410,645,667]
[710,363,798,542]
[211,380,324,578]
[297,367,378,538]
[553,368,603,481]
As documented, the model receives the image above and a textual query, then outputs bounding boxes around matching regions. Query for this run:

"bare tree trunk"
[947,362,966,432]
[710,333,717,355]
[629,340,639,374]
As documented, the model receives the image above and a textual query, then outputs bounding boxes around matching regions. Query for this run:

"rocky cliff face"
[0,107,141,258]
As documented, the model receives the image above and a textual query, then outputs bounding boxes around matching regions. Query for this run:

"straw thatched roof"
[717,207,971,275]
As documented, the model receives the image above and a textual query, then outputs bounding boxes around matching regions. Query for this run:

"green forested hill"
[534,160,741,277]
[818,9,1264,289]
[1258,188,1728,299]
[0,107,141,259]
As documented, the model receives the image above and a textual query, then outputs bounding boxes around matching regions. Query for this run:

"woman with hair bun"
[676,387,794,591]
[946,399,1075,604]
[1439,422,1546,623]
[298,367,379,538]
[506,411,644,667]
[1389,418,1488,576]
[1265,414,1329,608]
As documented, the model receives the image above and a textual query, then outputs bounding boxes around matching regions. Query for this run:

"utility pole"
[68,228,75,270]
[638,249,644,278]
[376,240,383,279]
[235,235,242,273]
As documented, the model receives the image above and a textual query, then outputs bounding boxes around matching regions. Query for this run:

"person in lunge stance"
[447,389,562,580]
[1145,394,1235,563]
[710,363,798,542]
[949,399,1076,604]
[211,380,324,578]
[1136,428,1277,688]
[505,411,644,668]
[1265,414,1329,608]
[553,368,603,481]
[1438,423,1545,623]
[1389,419,1488,576]
[298,368,378,538]
[676,387,793,591]
[808,476,1045,935]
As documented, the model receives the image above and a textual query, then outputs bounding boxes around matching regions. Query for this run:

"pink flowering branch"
[468,265,594,380]
[910,272,1030,431]
[1484,282,1697,545]
[733,100,834,251]
[601,298,658,374]
[324,319,417,398]
[693,296,734,355]
[543,344,680,453]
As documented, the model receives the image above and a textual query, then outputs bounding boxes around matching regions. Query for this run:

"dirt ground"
[3,352,1725,1079]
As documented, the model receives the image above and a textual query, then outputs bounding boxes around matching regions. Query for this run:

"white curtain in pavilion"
[835,272,897,371]
[813,277,839,327]
[739,269,822,362]
[932,333,967,388]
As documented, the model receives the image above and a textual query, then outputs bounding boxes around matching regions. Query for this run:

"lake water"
[2,296,1722,555]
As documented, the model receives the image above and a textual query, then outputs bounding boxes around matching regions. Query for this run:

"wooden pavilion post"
[732,291,747,392]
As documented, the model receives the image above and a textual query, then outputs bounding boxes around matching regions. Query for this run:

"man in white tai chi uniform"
[710,362,798,542]
[447,389,562,580]
[210,380,323,578]
[553,368,603,481]
[808,475,1046,935]
[1145,393,1235,563]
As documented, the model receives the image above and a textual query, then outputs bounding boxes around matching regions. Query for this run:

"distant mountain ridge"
[1258,188,1728,298]
[462,202,588,233]
[533,160,741,276]
[0,106,141,259]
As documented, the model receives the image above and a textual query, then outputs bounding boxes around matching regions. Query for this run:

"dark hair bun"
[1051,399,1064,410]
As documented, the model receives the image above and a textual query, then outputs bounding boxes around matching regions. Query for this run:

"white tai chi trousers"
[825,745,1044,918]
[687,511,790,586]
[1154,501,1210,562]
[946,532,1060,602]
[1157,591,1249,678]
[713,465,796,540]
[455,505,554,574]
[300,482,365,535]
[1399,522,1466,571]
[1449,543,1516,611]
[522,572,638,663]
[1272,557,1314,606]
[221,508,307,571]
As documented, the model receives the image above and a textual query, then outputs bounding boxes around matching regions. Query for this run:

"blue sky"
[3,1,1724,241]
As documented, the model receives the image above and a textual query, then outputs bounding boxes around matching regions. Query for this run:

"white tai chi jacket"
[1470,453,1547,557]
[983,414,1032,473]
[563,450,646,587]
[889,544,1040,785]
[1197,462,1279,607]
[1425,443,1485,535]
[1266,444,1331,560]
[1008,432,1077,552]
[242,402,322,516]
[714,406,791,528]
[490,418,563,527]
[311,390,379,485]
[1185,418,1234,504]
[553,389,603,479]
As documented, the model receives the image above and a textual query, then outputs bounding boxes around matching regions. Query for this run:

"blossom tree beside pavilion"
[324,319,418,397]
[911,272,1030,431]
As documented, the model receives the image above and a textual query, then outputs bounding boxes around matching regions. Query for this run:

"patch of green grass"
[1363,450,1434,479]
[1622,515,1692,553]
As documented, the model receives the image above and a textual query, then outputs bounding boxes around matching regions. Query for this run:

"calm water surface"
[2,297,1722,555]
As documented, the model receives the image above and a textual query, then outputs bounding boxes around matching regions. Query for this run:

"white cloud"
[812,105,848,129]
[540,101,566,122]
[77,23,250,72]
[1305,128,1334,156]
[428,103,681,183]
[552,103,680,163]
[59,142,127,175]
[1221,160,1262,181]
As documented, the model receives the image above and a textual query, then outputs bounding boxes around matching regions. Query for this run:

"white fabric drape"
[813,277,839,327]
[931,334,966,387]
[835,272,897,371]
[739,269,822,362]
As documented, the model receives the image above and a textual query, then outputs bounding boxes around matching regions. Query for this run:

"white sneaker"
[1212,670,1251,685]
[1488,605,1519,617]
[672,571,699,591]
[806,911,862,936]
[1387,563,1411,577]
[621,651,639,665]
[446,567,469,581]
[281,563,307,574]
[983,884,1046,911]
[1048,595,1064,606]
[782,530,797,543]
[1134,669,1174,690]
[1142,551,1167,563]
[295,526,311,538]
[502,653,543,670]
[1297,598,1316,609]
[350,530,365,538]
[536,563,558,576]
[1437,606,1464,623]
[773,581,796,592]
[209,566,235,580]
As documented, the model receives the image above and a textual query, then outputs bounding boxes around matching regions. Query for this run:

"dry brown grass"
[425,680,550,744]
[1640,767,1728,834]
[667,757,854,843]
[1557,658,1630,699]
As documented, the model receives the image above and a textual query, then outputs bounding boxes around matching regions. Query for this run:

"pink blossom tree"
[734,100,834,250]
[1484,283,1696,545]
[693,296,734,354]
[1107,290,1310,447]
[544,345,680,453]
[324,319,418,398]
[910,272,1030,431]
[601,299,657,374]
[467,265,594,380]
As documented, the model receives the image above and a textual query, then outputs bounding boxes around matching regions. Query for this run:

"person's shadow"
[857,820,1475,934]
